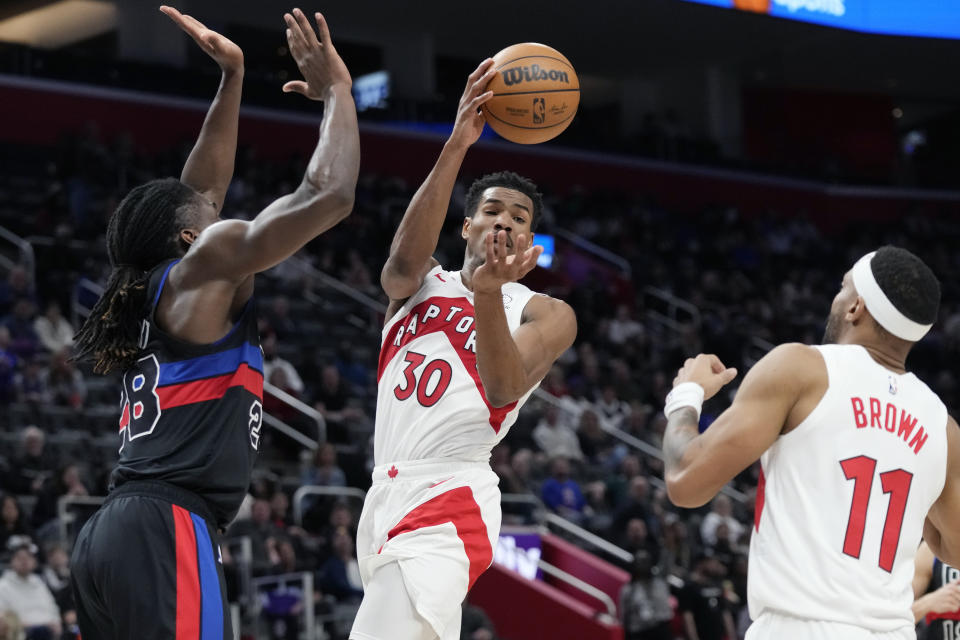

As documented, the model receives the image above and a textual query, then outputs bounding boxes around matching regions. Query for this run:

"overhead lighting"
[0,0,117,49]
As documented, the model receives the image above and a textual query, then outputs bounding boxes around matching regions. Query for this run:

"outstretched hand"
[449,59,497,149]
[160,5,243,74]
[472,231,542,294]
[282,8,351,100]
[672,353,738,401]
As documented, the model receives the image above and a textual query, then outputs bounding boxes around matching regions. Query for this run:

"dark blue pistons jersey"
[110,258,263,527]
[923,558,960,640]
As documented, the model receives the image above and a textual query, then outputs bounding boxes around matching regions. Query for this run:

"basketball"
[481,43,580,145]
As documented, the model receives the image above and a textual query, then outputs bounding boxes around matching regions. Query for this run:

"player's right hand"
[160,5,244,74]
[282,8,351,100]
[672,353,738,401]
[449,59,497,148]
[927,581,960,615]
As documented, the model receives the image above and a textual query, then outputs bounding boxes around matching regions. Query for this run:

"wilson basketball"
[482,43,580,145]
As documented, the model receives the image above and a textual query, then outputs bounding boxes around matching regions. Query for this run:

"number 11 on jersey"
[840,455,913,572]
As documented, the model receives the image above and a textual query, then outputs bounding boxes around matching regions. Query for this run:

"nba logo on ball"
[482,42,580,144]
[533,98,545,124]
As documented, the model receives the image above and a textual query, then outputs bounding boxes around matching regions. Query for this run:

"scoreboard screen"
[679,0,960,39]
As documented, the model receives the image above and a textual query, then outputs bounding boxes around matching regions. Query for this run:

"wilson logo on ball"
[501,64,570,86]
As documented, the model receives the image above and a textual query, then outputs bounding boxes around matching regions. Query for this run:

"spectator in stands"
[540,457,590,526]
[607,454,643,508]
[594,386,631,429]
[532,405,583,462]
[677,552,737,640]
[620,549,672,640]
[541,365,570,397]
[41,348,86,409]
[264,295,299,340]
[301,443,347,488]
[314,364,364,443]
[606,304,644,346]
[460,603,498,640]
[39,543,75,632]
[226,497,283,575]
[269,490,292,529]
[8,427,57,495]
[0,496,32,552]
[0,611,23,640]
[0,539,61,640]
[32,464,89,530]
[699,495,744,549]
[576,409,616,470]
[262,332,305,396]
[32,302,73,355]
[317,528,363,600]
[2,298,39,359]
[613,476,659,545]
[341,249,375,295]
[0,267,37,318]
[0,327,16,404]
[621,517,659,561]
[13,358,47,406]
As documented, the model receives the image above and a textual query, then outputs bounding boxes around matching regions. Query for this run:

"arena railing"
[72,277,104,331]
[531,389,750,505]
[291,485,367,527]
[542,511,635,566]
[0,225,36,286]
[537,559,619,620]
[553,228,631,276]
[261,387,325,448]
[249,571,316,640]
[642,286,702,336]
[223,536,254,635]
[57,495,104,548]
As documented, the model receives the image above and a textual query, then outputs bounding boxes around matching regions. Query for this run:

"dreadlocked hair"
[74,178,197,374]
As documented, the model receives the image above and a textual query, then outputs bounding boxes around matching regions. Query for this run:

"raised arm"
[380,59,496,302]
[925,416,960,569]
[181,9,359,281]
[471,232,577,407]
[160,6,243,211]
[662,343,823,508]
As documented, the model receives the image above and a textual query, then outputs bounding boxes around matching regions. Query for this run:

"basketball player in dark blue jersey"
[69,7,359,640]
[913,541,960,639]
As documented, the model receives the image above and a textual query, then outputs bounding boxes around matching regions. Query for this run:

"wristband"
[664,382,705,420]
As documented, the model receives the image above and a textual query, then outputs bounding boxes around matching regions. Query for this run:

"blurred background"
[0,1,958,639]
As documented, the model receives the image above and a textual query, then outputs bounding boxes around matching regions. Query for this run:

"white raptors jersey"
[374,266,539,465]
[749,344,949,631]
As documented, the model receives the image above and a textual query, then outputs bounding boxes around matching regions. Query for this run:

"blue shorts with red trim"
[71,481,231,640]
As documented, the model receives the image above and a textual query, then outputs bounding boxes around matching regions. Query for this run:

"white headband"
[851,252,932,342]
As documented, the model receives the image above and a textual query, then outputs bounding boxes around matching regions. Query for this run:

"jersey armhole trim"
[778,345,832,442]
[152,259,181,308]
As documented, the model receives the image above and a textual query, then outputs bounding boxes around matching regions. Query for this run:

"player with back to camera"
[349,58,577,640]
[660,246,960,639]
[69,7,359,639]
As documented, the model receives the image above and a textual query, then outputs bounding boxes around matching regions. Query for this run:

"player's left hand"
[673,353,738,401]
[160,5,244,74]
[472,231,542,293]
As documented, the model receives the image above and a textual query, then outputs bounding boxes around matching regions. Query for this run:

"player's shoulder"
[757,342,826,384]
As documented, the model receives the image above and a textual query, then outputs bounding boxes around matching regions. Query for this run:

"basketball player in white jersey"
[661,246,960,639]
[349,58,577,640]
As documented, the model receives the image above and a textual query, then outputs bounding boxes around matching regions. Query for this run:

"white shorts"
[746,612,915,640]
[351,458,501,639]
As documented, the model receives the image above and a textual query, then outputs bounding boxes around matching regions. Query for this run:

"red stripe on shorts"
[386,486,493,590]
[172,504,201,640]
